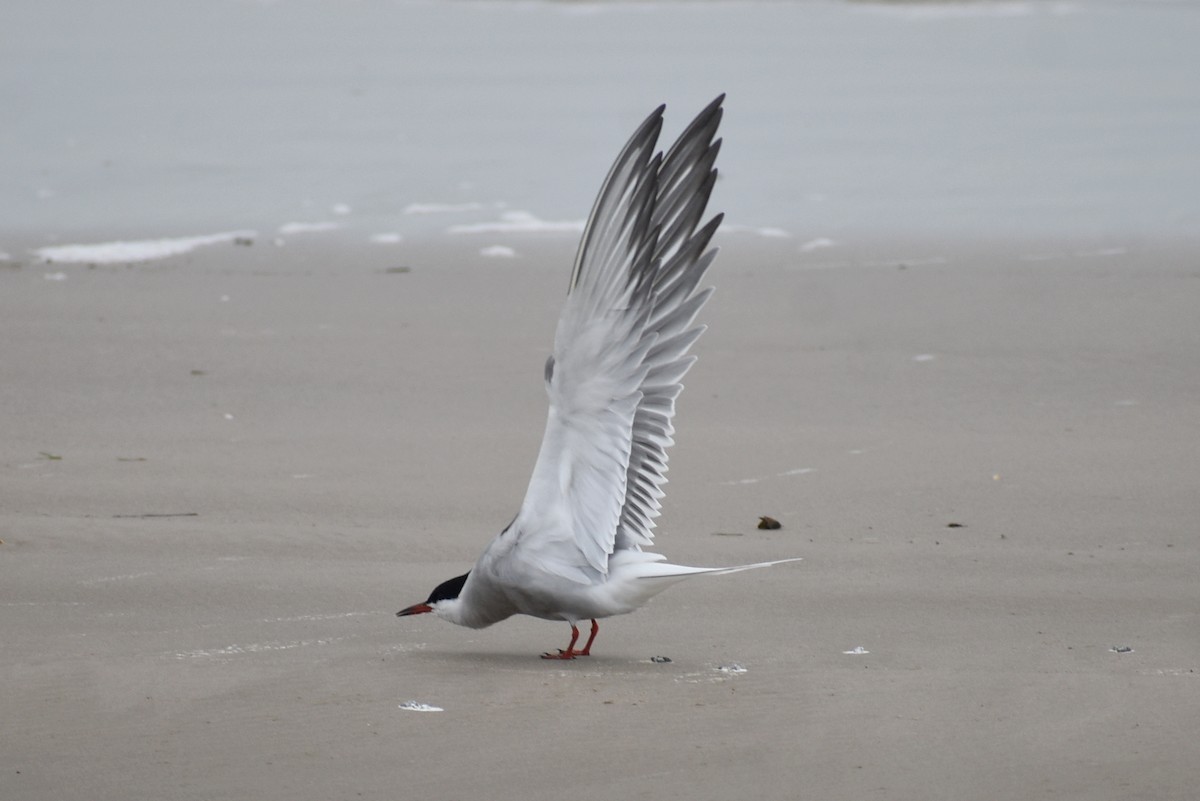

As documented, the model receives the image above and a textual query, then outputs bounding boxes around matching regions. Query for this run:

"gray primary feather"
[510,95,725,581]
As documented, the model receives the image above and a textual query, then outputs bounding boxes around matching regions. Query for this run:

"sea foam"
[35,231,257,264]
[449,210,583,235]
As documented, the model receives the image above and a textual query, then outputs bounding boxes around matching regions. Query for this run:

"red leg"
[541,624,581,660]
[540,619,600,660]
[578,619,600,656]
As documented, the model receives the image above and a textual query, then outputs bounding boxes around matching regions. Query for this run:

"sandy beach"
[4,234,1198,800]
[4,1,1200,799]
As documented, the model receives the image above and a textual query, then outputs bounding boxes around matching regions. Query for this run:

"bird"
[397,95,800,659]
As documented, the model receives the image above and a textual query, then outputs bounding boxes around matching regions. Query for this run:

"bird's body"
[398,96,800,658]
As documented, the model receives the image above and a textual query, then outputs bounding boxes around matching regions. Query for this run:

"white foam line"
[2,601,87,607]
[721,467,814,486]
[800,237,836,253]
[449,210,583,235]
[1022,247,1127,262]
[404,201,487,215]
[257,612,372,624]
[853,1,1078,19]
[720,224,793,239]
[173,637,343,659]
[81,572,155,585]
[277,221,341,234]
[34,230,257,264]
[369,232,403,244]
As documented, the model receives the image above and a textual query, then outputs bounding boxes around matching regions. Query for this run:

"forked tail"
[635,557,803,580]
[599,552,801,617]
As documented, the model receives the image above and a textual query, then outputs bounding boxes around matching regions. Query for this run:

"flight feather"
[511,95,725,582]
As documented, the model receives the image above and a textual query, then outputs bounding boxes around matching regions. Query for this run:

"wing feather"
[511,96,724,581]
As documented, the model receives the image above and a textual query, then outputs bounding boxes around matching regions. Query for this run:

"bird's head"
[397,571,470,620]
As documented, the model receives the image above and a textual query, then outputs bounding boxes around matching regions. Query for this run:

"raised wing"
[510,96,724,583]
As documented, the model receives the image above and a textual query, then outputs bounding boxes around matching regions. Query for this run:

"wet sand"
[3,234,1198,800]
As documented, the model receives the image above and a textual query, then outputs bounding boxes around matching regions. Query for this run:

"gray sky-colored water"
[3,0,1198,248]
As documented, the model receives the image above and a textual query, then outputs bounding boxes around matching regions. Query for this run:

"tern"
[398,96,800,659]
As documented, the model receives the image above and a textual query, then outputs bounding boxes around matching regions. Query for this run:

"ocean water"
[2,0,1198,258]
